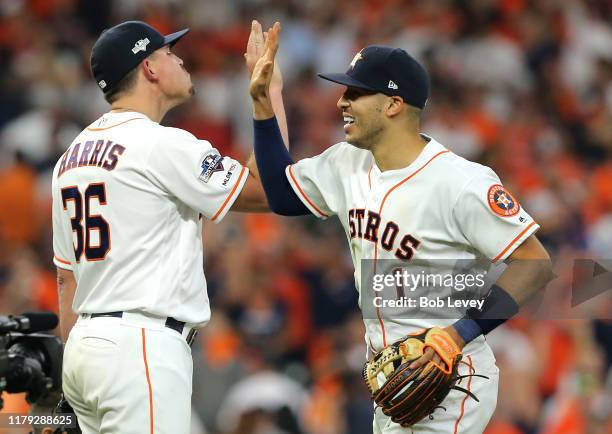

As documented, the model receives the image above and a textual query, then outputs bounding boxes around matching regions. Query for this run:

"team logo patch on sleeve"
[198,154,224,183]
[488,184,520,217]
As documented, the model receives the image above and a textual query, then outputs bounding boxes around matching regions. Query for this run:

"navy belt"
[88,311,198,346]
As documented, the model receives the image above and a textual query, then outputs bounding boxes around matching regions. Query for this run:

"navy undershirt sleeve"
[253,117,311,216]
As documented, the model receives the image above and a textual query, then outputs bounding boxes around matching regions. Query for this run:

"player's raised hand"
[245,20,265,78]
[245,21,284,88]
[249,21,280,102]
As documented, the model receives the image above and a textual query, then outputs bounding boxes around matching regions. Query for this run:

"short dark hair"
[104,66,140,104]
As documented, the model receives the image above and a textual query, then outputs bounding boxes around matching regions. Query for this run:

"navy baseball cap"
[91,21,189,94]
[318,45,429,109]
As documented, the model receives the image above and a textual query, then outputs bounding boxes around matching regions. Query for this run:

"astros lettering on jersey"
[52,111,248,326]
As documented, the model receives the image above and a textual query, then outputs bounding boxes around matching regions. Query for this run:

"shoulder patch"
[199,154,224,183]
[488,184,520,217]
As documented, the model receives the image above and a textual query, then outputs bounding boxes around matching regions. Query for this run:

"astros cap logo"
[132,38,150,54]
[487,184,520,217]
[350,51,364,69]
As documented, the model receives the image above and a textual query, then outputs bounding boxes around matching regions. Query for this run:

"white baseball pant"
[62,313,194,434]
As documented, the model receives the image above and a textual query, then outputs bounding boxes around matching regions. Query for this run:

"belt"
[86,311,198,346]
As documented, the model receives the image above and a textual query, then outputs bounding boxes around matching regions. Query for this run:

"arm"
[410,235,553,369]
[493,234,554,304]
[248,23,310,215]
[245,76,286,182]
[229,171,269,212]
[244,20,289,145]
[449,234,554,348]
[231,20,291,213]
[57,268,77,343]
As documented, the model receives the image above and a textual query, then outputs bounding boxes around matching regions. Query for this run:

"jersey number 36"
[61,183,110,262]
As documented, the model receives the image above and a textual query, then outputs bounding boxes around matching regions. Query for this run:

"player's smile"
[343,113,355,133]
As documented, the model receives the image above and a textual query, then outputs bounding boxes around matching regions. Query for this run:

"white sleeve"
[453,168,540,263]
[285,143,346,219]
[147,128,248,223]
[51,166,75,270]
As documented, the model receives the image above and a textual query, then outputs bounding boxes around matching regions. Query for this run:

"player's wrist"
[451,319,481,346]
[442,325,466,350]
[454,284,520,345]
[252,98,274,120]
[250,88,271,102]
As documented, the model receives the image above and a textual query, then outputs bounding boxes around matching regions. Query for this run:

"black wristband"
[464,284,520,335]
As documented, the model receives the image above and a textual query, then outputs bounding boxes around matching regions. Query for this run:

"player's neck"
[110,92,173,123]
[372,131,427,172]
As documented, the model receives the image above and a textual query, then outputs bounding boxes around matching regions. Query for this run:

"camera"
[0,312,63,409]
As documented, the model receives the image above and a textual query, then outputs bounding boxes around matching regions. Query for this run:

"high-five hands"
[249,21,281,118]
[245,20,283,90]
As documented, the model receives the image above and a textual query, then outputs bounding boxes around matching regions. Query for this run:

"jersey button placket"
[366,173,388,348]
[361,185,381,261]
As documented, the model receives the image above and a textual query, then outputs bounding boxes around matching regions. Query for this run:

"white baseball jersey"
[51,111,248,325]
[286,135,539,354]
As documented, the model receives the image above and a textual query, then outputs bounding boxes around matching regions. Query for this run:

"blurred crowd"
[1,0,611,433]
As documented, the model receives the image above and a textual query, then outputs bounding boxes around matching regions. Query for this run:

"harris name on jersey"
[57,140,126,177]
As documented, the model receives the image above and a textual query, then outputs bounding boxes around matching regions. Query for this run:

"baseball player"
[250,33,553,433]
[52,21,285,434]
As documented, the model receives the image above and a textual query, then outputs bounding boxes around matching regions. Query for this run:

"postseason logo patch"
[199,154,224,183]
[487,184,520,217]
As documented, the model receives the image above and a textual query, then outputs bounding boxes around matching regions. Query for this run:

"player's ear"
[141,57,159,83]
[386,96,404,118]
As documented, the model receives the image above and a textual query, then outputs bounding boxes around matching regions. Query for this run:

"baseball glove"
[363,327,486,427]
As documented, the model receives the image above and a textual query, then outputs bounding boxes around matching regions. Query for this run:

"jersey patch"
[199,154,224,183]
[488,184,520,217]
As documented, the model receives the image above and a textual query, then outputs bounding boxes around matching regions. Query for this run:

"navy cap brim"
[317,73,377,92]
[163,28,190,47]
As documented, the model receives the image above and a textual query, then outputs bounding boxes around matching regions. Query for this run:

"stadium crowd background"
[1,0,611,433]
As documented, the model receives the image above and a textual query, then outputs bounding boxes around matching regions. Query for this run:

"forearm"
[269,84,289,148]
[253,117,309,215]
[231,170,270,212]
[453,236,554,346]
[57,268,77,342]
[246,153,259,179]
[245,83,286,186]
[247,22,305,215]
